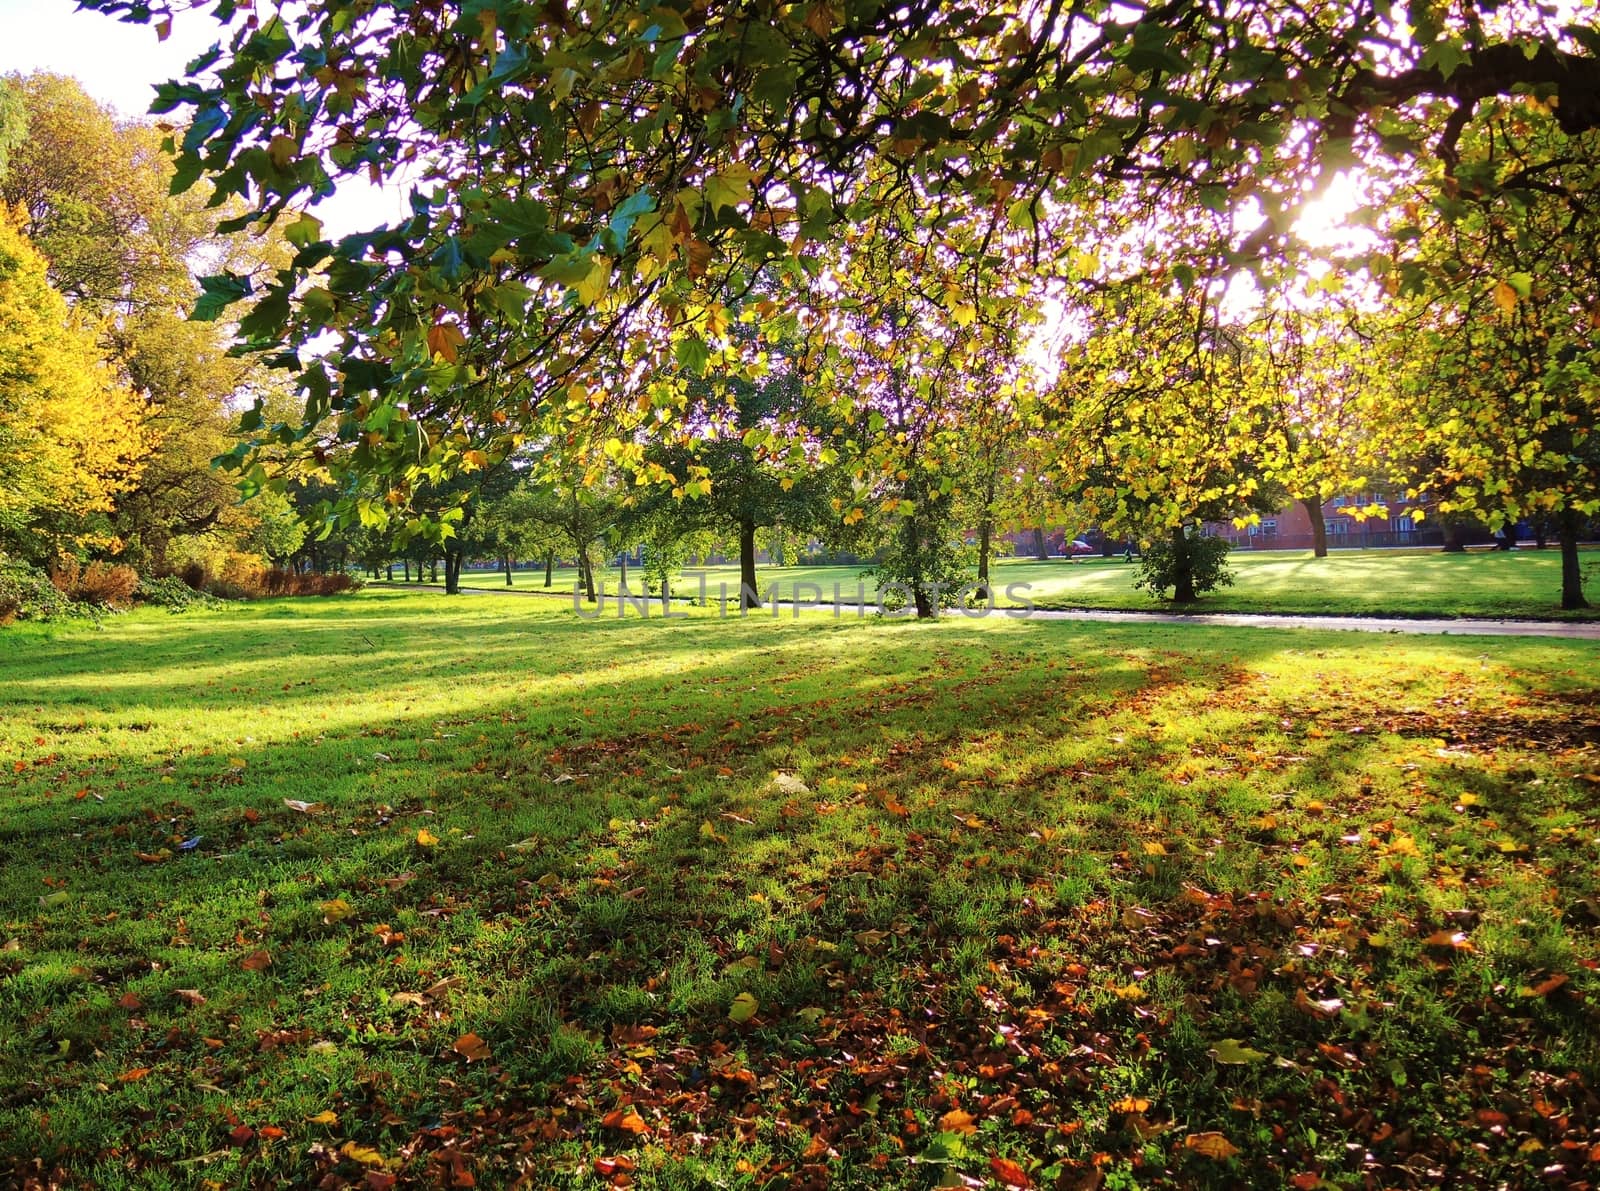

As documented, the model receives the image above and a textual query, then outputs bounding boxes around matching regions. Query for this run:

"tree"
[1357,102,1599,609]
[2,73,299,573]
[473,484,567,587]
[648,330,837,609]
[0,80,24,185]
[1044,288,1284,603]
[80,0,1600,527]
[0,211,146,561]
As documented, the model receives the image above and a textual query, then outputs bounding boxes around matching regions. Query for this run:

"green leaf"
[192,273,252,321]
[674,335,710,375]
[727,992,758,1023]
[1207,1038,1269,1065]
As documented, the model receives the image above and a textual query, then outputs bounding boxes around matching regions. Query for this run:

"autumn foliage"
[47,558,139,608]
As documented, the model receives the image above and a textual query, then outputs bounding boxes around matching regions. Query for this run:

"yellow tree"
[0,210,146,559]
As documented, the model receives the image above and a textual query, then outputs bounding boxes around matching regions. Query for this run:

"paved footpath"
[385,582,1600,641]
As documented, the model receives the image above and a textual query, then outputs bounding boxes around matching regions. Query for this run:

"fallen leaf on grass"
[1424,930,1473,952]
[239,949,272,971]
[117,1067,151,1082]
[415,828,440,847]
[228,1125,255,1146]
[728,992,759,1023]
[1519,973,1569,998]
[940,1109,977,1134]
[321,898,355,924]
[601,1108,650,1135]
[307,1110,340,1126]
[452,1032,491,1061]
[989,1157,1032,1188]
[283,799,322,814]
[116,992,142,1010]
[1184,1132,1241,1159]
[174,988,206,1006]
[1208,1038,1269,1065]
[340,1141,388,1167]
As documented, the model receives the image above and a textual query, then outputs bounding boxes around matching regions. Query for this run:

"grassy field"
[3,592,1600,1188]
[415,547,1600,620]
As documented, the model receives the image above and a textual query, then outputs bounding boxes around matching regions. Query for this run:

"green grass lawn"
[413,547,1600,620]
[3,592,1600,1188]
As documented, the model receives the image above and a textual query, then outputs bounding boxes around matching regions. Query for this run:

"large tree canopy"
[79,0,1600,536]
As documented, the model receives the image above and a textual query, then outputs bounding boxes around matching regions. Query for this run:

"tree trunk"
[403,560,411,582]
[579,550,596,603]
[1302,498,1328,559]
[1032,526,1048,561]
[1441,520,1466,553]
[619,551,628,589]
[976,519,993,602]
[430,560,439,583]
[386,565,393,581]
[444,551,462,595]
[504,555,513,585]
[1559,508,1589,610]
[544,550,554,588]
[739,516,760,609]
[1535,516,1550,549]
[1171,524,1196,603]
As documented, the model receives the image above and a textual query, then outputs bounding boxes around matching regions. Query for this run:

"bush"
[49,559,140,609]
[136,575,225,613]
[199,557,364,601]
[1134,530,1234,601]
[0,564,94,624]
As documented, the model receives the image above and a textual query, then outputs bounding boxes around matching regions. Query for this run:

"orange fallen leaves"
[601,1108,650,1135]
[989,1156,1033,1187]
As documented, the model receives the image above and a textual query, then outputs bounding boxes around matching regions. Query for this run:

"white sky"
[0,0,407,235]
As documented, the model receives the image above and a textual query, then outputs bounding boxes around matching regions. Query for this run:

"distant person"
[1123,542,1136,562]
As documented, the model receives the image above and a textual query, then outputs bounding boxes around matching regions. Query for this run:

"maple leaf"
[426,321,466,363]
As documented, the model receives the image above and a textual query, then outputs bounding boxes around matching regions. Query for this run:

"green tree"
[80,0,1600,524]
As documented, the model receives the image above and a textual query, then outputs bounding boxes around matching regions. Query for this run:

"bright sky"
[0,0,407,235]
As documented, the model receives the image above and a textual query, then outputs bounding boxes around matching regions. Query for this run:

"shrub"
[49,559,140,609]
[1134,530,1234,601]
[197,559,363,601]
[0,564,93,624]
[136,575,225,613]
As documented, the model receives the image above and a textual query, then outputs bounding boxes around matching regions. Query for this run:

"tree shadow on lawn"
[3,610,1600,1187]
